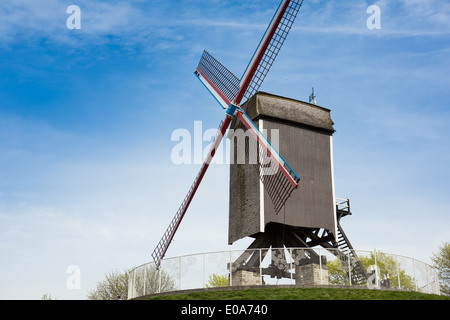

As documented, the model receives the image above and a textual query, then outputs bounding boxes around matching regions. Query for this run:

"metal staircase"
[333,198,369,285]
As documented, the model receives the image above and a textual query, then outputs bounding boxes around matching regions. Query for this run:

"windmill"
[228,93,369,284]
[152,0,305,269]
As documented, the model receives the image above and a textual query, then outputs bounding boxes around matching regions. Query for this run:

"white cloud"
[0,0,260,48]
[290,0,450,38]
[0,0,153,46]
[2,0,449,44]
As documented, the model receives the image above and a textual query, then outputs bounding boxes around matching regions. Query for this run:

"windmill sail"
[230,0,304,213]
[152,117,232,269]
[236,0,304,103]
[152,0,304,268]
[195,50,240,109]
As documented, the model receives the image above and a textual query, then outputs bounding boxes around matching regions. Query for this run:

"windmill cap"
[239,92,336,134]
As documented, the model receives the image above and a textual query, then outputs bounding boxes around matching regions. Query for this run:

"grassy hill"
[140,287,449,301]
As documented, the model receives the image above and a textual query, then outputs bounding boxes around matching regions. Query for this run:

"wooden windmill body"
[229,92,337,246]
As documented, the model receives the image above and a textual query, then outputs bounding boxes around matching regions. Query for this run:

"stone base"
[295,263,328,286]
[231,270,263,286]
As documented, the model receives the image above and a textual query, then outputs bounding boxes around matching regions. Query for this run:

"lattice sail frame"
[196,50,240,108]
[241,0,303,101]
[196,0,304,210]
[152,0,304,269]
[152,118,231,268]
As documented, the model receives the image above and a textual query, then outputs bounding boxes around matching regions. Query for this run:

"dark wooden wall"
[229,92,337,244]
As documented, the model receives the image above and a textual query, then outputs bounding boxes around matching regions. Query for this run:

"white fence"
[128,248,440,299]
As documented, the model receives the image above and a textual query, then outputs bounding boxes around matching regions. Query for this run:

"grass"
[140,287,450,301]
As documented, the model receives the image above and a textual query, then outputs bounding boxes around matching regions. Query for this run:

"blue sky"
[1,0,449,299]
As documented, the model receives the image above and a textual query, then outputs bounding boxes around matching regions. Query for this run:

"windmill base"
[230,200,370,285]
[295,262,329,286]
[231,270,264,286]
[230,223,331,280]
[230,261,329,287]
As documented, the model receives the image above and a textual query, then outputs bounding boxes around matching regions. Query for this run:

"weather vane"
[309,87,317,105]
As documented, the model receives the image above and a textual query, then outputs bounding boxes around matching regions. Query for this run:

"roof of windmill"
[241,91,336,134]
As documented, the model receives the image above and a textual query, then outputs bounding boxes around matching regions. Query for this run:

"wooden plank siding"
[228,92,337,244]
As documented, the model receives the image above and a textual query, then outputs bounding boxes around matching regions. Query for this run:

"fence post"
[289,248,293,285]
[349,252,353,286]
[158,266,162,293]
[374,250,379,288]
[143,266,147,296]
[127,270,132,300]
[260,248,263,285]
[435,268,440,295]
[413,259,417,292]
[318,248,323,285]
[133,268,137,298]
[203,253,206,288]
[229,250,233,287]
[179,257,182,291]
